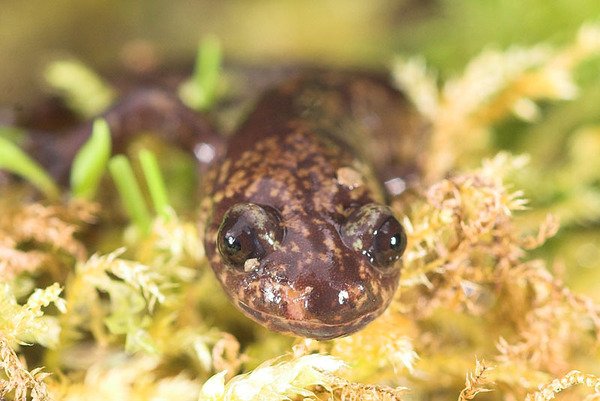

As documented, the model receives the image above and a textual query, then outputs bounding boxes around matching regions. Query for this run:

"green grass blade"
[138,149,171,218]
[70,119,112,200]
[178,35,222,111]
[0,131,60,200]
[108,155,152,234]
[44,59,116,118]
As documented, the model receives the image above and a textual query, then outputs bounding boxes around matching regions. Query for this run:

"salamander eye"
[372,216,407,267]
[217,203,283,270]
[341,204,407,271]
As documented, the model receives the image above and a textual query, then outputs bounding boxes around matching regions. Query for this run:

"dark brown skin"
[18,70,428,340]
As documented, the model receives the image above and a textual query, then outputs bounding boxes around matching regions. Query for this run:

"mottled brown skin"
[19,70,427,340]
[205,72,424,339]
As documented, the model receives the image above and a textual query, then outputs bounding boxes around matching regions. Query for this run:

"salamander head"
[206,200,406,340]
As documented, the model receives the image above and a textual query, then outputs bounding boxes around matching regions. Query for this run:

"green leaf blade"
[139,149,171,219]
[70,119,112,200]
[0,131,60,200]
[178,35,222,111]
[108,155,152,234]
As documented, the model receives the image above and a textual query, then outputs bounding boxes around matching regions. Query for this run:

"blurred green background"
[2,0,600,105]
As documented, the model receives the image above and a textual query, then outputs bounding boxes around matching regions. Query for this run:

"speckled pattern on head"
[205,72,423,339]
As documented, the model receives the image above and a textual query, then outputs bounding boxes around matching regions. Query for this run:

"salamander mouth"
[236,300,384,340]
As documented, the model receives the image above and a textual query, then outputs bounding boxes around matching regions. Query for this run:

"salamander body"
[204,72,425,339]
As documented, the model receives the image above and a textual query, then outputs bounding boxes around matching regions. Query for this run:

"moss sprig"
[393,23,600,182]
[0,283,66,348]
[0,335,52,401]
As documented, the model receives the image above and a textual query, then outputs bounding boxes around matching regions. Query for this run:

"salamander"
[19,70,428,340]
